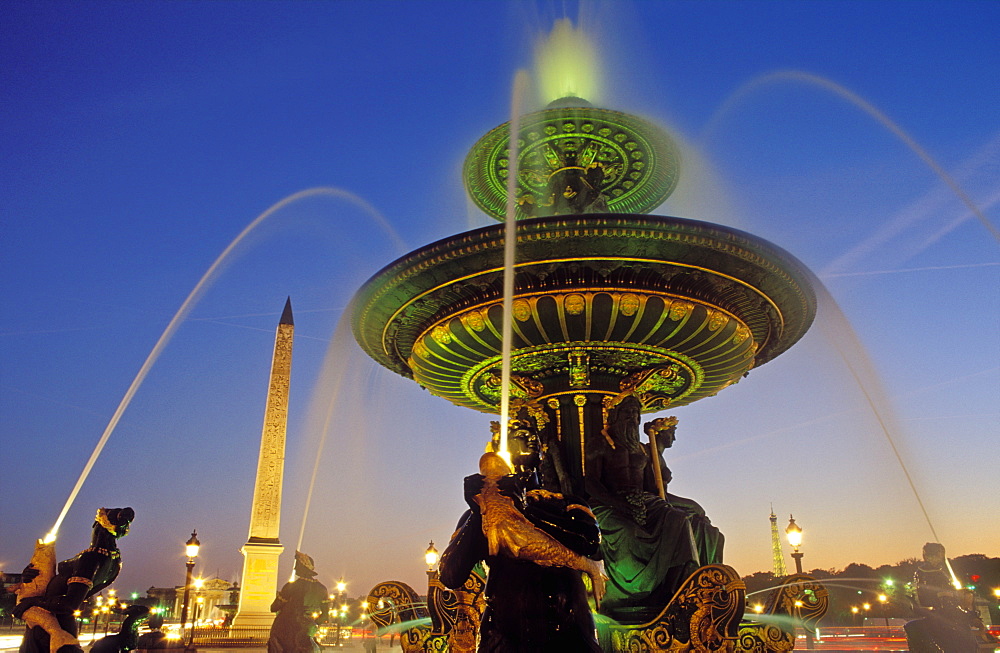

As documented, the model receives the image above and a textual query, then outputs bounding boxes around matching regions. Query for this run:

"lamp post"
[189,595,204,649]
[332,578,346,647]
[359,602,368,645]
[180,530,200,639]
[785,516,803,574]
[425,541,440,579]
[105,590,117,635]
[878,593,889,631]
[784,516,812,649]
[92,595,103,637]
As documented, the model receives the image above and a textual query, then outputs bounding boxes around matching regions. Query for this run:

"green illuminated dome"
[464,102,681,220]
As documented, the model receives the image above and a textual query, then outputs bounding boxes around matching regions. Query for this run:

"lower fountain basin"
[352,213,815,413]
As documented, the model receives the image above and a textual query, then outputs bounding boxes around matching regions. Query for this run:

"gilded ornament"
[619,293,640,316]
[462,309,487,332]
[669,300,692,321]
[568,350,590,388]
[564,294,586,316]
[708,309,728,332]
[433,324,453,345]
[412,339,429,360]
[512,299,532,322]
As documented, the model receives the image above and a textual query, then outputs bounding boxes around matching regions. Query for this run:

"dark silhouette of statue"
[267,552,328,653]
[90,605,149,653]
[904,542,997,652]
[586,397,723,623]
[439,421,604,653]
[15,507,135,653]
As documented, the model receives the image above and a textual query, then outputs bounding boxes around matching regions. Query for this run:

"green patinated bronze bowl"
[352,213,815,414]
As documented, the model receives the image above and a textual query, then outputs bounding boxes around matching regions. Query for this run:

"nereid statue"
[439,421,605,652]
[586,397,724,623]
[905,542,998,652]
[14,507,135,653]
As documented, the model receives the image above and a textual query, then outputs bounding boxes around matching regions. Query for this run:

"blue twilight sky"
[2,0,998,599]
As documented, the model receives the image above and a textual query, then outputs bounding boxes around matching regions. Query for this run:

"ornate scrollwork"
[766,574,828,636]
[609,564,745,652]
[736,574,828,652]
[480,373,545,403]
[603,362,695,415]
[365,580,427,632]
[368,571,487,653]
[736,622,793,653]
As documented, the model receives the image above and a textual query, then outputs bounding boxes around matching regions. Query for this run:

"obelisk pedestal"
[232,298,294,628]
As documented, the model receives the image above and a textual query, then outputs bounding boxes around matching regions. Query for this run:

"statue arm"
[642,443,672,495]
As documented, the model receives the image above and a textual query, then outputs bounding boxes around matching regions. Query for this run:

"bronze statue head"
[95,507,134,538]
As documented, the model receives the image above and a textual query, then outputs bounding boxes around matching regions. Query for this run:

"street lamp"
[108,591,118,633]
[878,594,889,631]
[784,516,813,649]
[425,540,440,584]
[332,578,346,646]
[425,541,440,571]
[189,596,204,649]
[785,516,803,574]
[180,530,200,637]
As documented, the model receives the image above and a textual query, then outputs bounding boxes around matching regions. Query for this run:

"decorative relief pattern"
[736,574,828,652]
[609,564,745,652]
[464,106,682,221]
[249,323,293,540]
[355,215,814,417]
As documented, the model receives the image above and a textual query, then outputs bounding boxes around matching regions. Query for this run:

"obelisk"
[232,297,294,627]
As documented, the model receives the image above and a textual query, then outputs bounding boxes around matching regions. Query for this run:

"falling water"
[46,187,402,542]
[812,277,963,588]
[699,69,985,587]
[701,69,999,243]
[293,304,357,562]
[497,71,530,459]
[497,19,606,455]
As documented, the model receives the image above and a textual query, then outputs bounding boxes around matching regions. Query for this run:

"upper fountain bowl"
[464,105,681,221]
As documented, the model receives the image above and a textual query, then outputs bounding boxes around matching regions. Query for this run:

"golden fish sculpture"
[16,539,81,653]
[474,452,606,606]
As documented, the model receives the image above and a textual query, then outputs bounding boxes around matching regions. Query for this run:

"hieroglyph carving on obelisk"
[232,298,294,627]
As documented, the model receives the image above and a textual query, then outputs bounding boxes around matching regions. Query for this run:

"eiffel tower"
[770,507,787,577]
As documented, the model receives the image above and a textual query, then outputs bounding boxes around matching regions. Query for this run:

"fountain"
[351,22,824,653]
